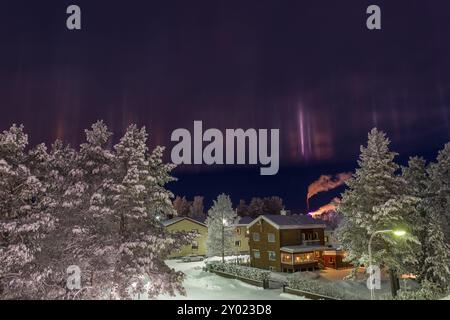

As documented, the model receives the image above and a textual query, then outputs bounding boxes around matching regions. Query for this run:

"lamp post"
[368,229,406,300]
[222,217,228,263]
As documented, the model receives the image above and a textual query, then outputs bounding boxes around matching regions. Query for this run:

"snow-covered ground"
[155,258,307,300]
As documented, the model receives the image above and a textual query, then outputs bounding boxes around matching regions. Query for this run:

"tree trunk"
[389,268,400,297]
[222,221,225,263]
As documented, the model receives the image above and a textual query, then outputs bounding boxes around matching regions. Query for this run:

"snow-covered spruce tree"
[0,125,55,299]
[401,157,430,277]
[428,142,450,245]
[108,124,192,299]
[205,194,237,262]
[402,157,450,291]
[420,209,450,292]
[42,121,117,299]
[337,128,415,294]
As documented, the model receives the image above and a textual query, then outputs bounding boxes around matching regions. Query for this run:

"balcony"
[302,239,321,246]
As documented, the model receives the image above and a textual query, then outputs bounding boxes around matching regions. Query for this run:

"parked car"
[182,255,205,262]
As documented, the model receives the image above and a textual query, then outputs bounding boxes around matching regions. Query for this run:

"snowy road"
[155,259,307,300]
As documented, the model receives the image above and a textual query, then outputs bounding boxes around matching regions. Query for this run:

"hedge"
[205,261,271,282]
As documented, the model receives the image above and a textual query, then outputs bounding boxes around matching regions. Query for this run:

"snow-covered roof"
[162,216,207,227]
[280,245,330,253]
[233,216,254,226]
[247,214,326,230]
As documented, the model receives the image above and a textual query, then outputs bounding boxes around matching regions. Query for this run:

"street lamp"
[368,229,406,300]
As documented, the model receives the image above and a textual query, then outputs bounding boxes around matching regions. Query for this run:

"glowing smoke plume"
[306,172,352,209]
[309,198,341,218]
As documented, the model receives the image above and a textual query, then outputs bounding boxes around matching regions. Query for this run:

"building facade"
[232,216,253,255]
[248,215,328,272]
[163,217,208,258]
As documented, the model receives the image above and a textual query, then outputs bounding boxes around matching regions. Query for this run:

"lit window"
[252,233,260,241]
[253,250,260,259]
[281,253,292,263]
[267,233,275,243]
[268,251,276,261]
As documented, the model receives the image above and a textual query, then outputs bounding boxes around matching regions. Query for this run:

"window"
[267,233,275,243]
[325,236,329,243]
[307,233,312,240]
[329,257,335,263]
[269,266,277,271]
[313,232,319,240]
[192,240,198,250]
[294,253,315,263]
[301,233,306,241]
[235,240,241,247]
[281,253,292,263]
[252,232,260,241]
[236,228,241,235]
[253,250,260,259]
[268,251,276,261]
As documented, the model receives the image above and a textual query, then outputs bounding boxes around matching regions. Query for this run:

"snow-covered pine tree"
[205,193,237,262]
[421,209,450,291]
[47,121,117,299]
[337,128,416,295]
[109,124,192,299]
[401,157,430,277]
[338,128,401,265]
[0,125,55,299]
[428,142,450,245]
[421,144,450,291]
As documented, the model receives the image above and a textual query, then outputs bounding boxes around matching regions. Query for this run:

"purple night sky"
[1,0,450,210]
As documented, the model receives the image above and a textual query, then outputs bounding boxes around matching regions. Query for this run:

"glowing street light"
[368,229,407,300]
[392,230,406,237]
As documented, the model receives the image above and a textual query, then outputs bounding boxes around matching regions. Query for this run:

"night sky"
[1,1,450,210]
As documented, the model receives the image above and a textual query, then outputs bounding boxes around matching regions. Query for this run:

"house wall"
[233,226,250,254]
[166,219,208,258]
[280,228,325,247]
[248,218,326,272]
[248,219,281,271]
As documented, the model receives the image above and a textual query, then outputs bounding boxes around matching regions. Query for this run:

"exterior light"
[393,230,406,237]
[368,229,408,300]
